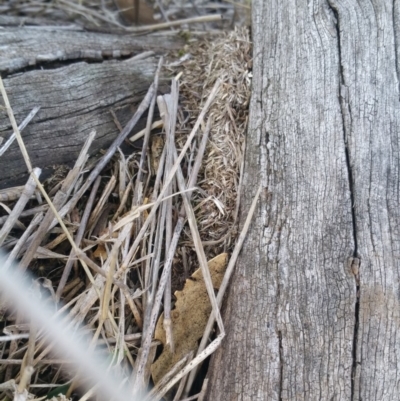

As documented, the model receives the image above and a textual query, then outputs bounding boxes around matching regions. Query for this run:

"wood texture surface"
[0,27,181,74]
[0,27,182,188]
[207,0,400,399]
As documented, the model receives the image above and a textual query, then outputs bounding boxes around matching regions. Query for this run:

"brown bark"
[207,0,400,400]
[0,26,182,188]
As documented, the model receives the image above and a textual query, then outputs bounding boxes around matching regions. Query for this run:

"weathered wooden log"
[0,26,183,188]
[207,0,400,399]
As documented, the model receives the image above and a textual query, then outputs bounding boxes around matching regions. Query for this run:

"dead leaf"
[93,244,108,260]
[151,253,228,385]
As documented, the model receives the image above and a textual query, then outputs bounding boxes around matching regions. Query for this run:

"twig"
[3,213,43,270]
[184,184,262,395]
[123,79,221,276]
[55,176,102,302]
[140,151,168,340]
[0,202,25,231]
[144,334,224,401]
[158,89,179,352]
[0,185,36,203]
[127,14,222,33]
[118,151,127,202]
[0,81,112,348]
[0,106,40,157]
[0,168,41,247]
[149,353,190,400]
[144,115,210,393]
[15,366,34,401]
[132,80,221,389]
[87,175,116,233]
[172,352,194,401]
[0,262,138,401]
[44,232,69,250]
[0,78,33,172]
[0,335,30,342]
[134,57,164,206]
[0,205,47,225]
[177,380,207,401]
[155,0,170,23]
[113,181,133,220]
[60,277,82,296]
[101,245,118,322]
[56,0,123,27]
[18,130,96,271]
[129,120,163,146]
[63,281,85,303]
[52,82,156,229]
[172,138,225,331]
[142,147,166,335]
[116,266,127,368]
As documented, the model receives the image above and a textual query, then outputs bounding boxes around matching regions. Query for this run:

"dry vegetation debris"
[0,3,255,400]
[1,0,250,31]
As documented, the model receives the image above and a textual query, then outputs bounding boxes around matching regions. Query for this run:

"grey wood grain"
[332,0,400,399]
[0,56,161,188]
[0,27,182,188]
[205,0,392,398]
[0,27,182,74]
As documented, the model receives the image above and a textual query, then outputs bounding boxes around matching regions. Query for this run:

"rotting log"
[0,26,183,188]
[207,0,400,400]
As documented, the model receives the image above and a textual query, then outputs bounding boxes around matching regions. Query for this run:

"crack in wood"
[0,27,183,76]
[392,0,400,99]
[278,330,283,401]
[2,51,142,78]
[327,1,360,399]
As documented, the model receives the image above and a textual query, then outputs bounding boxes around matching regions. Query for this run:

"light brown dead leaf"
[151,253,228,385]
[93,244,108,260]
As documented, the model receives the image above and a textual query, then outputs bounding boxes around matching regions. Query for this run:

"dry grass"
[172,28,252,254]
[1,0,250,31]
[0,6,255,400]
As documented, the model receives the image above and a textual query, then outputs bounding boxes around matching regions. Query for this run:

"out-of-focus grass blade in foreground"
[0,251,145,401]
